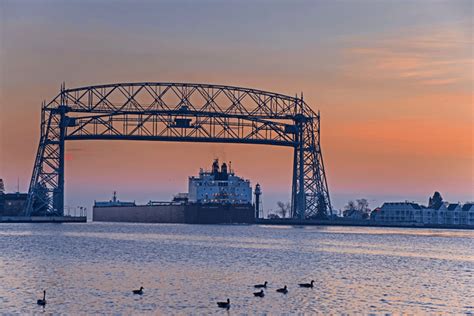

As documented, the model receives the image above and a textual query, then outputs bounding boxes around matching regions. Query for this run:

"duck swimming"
[254,281,268,288]
[132,286,144,295]
[37,290,46,306]
[253,289,265,297]
[217,298,230,309]
[298,280,315,288]
[276,285,288,294]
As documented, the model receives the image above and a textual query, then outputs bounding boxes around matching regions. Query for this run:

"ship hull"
[93,203,255,224]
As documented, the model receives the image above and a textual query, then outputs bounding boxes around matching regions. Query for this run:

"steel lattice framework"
[25,82,332,218]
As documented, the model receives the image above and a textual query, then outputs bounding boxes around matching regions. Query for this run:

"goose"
[217,298,230,309]
[253,289,265,297]
[254,281,268,288]
[37,290,46,306]
[276,285,288,294]
[299,280,315,288]
[132,286,144,295]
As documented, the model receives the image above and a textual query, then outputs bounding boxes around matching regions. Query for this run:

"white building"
[188,160,252,205]
[373,201,474,226]
[462,203,474,225]
[374,202,420,223]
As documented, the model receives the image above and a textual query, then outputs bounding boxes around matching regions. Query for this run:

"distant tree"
[343,199,370,219]
[428,191,443,209]
[315,194,329,219]
[267,213,280,219]
[356,198,371,219]
[356,199,370,214]
[276,201,291,218]
[343,200,357,217]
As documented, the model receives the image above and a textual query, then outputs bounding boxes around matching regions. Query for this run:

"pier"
[0,216,86,223]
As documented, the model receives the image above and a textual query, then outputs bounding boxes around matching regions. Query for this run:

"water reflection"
[0,223,472,314]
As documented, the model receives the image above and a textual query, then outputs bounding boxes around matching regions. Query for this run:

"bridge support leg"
[291,122,306,219]
[25,88,67,216]
[297,127,306,219]
[54,105,66,216]
[291,146,298,218]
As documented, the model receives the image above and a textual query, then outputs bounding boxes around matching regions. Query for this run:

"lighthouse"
[254,183,261,219]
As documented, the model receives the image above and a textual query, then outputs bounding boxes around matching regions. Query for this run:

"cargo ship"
[93,160,261,224]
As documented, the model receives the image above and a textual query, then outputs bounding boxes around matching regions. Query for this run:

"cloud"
[343,26,473,87]
[420,78,459,85]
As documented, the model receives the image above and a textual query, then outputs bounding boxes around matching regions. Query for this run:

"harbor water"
[0,223,473,314]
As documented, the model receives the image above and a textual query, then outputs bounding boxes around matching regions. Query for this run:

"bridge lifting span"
[25,82,332,218]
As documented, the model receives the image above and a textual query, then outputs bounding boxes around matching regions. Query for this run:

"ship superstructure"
[188,160,252,205]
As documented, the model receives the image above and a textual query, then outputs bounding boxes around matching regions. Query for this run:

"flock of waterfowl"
[216,280,315,310]
[36,280,315,310]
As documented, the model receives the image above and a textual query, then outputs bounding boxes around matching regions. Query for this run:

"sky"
[0,0,472,214]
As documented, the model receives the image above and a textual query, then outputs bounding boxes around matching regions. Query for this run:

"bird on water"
[253,289,265,297]
[217,298,230,309]
[254,281,268,288]
[276,285,288,294]
[299,280,315,288]
[37,290,46,306]
[132,286,144,295]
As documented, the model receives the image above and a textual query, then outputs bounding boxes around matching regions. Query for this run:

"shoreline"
[0,216,87,223]
[1,216,472,230]
[255,218,474,230]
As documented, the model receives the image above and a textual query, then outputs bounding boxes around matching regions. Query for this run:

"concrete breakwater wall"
[0,216,87,223]
[93,203,254,224]
[256,218,474,229]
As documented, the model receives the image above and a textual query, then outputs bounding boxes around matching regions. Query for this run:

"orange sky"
[0,1,472,211]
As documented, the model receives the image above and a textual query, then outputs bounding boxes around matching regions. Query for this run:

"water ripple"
[0,223,472,314]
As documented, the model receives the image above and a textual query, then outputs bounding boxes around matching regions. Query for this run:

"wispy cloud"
[344,27,473,86]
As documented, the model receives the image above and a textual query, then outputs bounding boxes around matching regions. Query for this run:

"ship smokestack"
[212,159,219,176]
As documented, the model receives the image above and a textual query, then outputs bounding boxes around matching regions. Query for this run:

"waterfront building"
[369,207,381,220]
[0,179,28,216]
[0,192,28,216]
[373,201,474,227]
[374,202,419,223]
[422,204,437,224]
[445,203,462,225]
[188,159,252,204]
[343,209,367,220]
[428,203,463,225]
[436,203,447,224]
[462,203,474,225]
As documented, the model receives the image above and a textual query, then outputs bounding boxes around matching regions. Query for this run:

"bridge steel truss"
[25,82,332,218]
